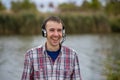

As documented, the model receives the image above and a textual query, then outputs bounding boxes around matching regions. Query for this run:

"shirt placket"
[49,57,54,80]
[46,52,61,80]
[45,51,54,80]
[52,54,61,80]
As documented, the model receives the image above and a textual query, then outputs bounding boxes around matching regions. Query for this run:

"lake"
[0,34,120,80]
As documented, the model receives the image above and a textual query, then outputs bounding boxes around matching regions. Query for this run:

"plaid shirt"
[21,44,82,80]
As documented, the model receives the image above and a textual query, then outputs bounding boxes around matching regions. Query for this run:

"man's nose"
[54,30,59,36]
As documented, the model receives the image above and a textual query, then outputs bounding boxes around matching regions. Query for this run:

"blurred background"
[0,0,120,80]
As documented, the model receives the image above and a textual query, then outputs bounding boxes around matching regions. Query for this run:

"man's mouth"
[52,37,60,42]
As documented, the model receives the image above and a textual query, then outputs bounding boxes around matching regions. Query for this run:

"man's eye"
[58,29,62,32]
[49,29,54,32]
[49,29,62,32]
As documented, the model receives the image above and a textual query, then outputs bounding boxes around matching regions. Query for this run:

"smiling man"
[21,16,82,80]
[46,20,63,51]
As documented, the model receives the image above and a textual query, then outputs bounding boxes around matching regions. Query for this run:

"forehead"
[46,21,62,29]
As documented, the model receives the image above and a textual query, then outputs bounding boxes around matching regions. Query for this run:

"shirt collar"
[42,43,64,55]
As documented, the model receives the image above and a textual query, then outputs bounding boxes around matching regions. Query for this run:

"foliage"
[0,12,113,35]
[58,0,102,12]
[0,12,42,35]
[58,3,79,12]
[105,56,120,80]
[81,0,91,11]
[110,17,120,33]
[105,1,120,15]
[90,0,102,11]
[105,45,120,80]
[11,0,37,12]
[0,1,6,11]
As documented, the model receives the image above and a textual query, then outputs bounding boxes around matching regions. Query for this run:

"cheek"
[57,33,62,38]
[60,34,63,37]
[59,32,63,36]
[46,31,52,36]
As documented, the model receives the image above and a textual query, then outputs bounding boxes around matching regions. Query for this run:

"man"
[21,16,82,80]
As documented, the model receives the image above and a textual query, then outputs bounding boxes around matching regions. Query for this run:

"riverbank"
[0,12,120,35]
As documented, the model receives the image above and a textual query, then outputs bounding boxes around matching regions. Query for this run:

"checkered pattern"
[21,45,82,80]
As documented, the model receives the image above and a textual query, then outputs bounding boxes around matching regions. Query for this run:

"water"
[0,34,120,80]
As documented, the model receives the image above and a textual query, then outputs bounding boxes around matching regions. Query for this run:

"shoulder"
[62,45,77,55]
[25,45,43,57]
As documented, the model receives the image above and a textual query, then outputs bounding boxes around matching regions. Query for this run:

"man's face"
[46,21,63,47]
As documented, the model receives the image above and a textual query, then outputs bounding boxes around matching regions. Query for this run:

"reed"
[0,12,119,35]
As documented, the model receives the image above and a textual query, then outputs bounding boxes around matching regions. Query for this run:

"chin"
[51,42,59,46]
[52,43,59,46]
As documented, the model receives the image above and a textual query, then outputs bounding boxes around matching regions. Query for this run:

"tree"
[80,0,91,11]
[48,2,54,8]
[58,3,78,12]
[40,4,44,8]
[105,0,120,15]
[0,1,6,11]
[80,0,102,12]
[11,0,37,12]
[90,0,102,11]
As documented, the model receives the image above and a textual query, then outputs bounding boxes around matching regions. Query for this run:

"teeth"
[53,39,58,41]
[51,37,60,41]
[52,38,58,40]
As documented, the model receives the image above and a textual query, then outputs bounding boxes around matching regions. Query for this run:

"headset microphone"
[61,29,66,44]
[61,34,66,44]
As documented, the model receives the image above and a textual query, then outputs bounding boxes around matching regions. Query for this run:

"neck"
[46,43,60,51]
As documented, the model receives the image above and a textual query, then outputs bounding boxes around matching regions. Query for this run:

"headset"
[41,16,66,43]
[41,25,65,37]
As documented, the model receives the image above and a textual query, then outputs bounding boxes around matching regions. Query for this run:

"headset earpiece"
[41,21,47,37]
[61,27,66,44]
[42,29,47,37]
[62,29,65,37]
[62,26,65,37]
